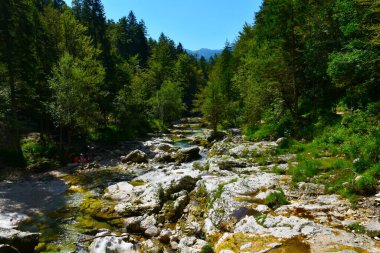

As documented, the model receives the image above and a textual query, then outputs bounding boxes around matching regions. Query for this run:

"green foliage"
[290,160,321,183]
[194,77,226,132]
[193,161,210,172]
[263,189,289,209]
[353,175,377,196]
[21,137,57,166]
[194,45,237,131]
[284,102,380,200]
[271,166,287,175]
[49,53,105,132]
[201,243,214,253]
[149,80,186,127]
[347,222,366,234]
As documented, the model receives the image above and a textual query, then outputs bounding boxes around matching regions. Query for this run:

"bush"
[264,189,289,209]
[347,222,365,234]
[21,136,57,167]
[366,164,380,178]
[352,175,377,196]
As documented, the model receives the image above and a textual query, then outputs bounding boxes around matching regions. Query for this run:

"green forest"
[0,0,379,198]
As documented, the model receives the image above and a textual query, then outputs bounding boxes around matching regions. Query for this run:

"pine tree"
[0,0,39,164]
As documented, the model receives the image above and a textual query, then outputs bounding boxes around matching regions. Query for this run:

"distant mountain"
[186,48,223,60]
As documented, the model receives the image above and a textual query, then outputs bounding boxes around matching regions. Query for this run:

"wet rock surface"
[0,228,39,253]
[0,118,379,252]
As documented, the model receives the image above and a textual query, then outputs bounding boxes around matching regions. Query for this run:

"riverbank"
[0,118,379,252]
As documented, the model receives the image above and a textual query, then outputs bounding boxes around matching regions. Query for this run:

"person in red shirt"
[71,155,80,163]
[79,153,88,164]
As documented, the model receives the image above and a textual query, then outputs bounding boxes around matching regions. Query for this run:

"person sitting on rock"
[79,153,88,164]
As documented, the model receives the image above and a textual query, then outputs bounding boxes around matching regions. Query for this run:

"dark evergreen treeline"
[195,0,379,197]
[0,0,379,178]
[0,0,209,166]
[197,0,379,137]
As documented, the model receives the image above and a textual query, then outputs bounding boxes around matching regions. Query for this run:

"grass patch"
[347,222,366,234]
[264,189,289,209]
[289,159,321,182]
[201,243,214,253]
[193,161,210,171]
[272,165,287,175]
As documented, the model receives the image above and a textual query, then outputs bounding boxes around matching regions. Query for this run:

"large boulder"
[144,226,160,238]
[207,131,226,142]
[0,213,29,229]
[153,152,175,163]
[113,171,199,216]
[0,244,20,253]
[104,182,134,201]
[88,231,139,253]
[365,220,380,237]
[124,216,144,233]
[175,146,200,163]
[121,150,148,163]
[205,175,277,230]
[215,158,247,171]
[0,228,39,253]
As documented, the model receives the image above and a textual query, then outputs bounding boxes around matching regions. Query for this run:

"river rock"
[121,150,148,163]
[88,231,139,253]
[0,228,39,253]
[158,229,172,243]
[154,143,174,152]
[144,226,160,238]
[207,131,226,142]
[206,174,278,230]
[365,220,380,237]
[104,182,134,201]
[234,214,328,238]
[215,158,247,171]
[162,191,190,222]
[275,137,288,147]
[154,152,175,163]
[0,213,29,229]
[298,182,325,197]
[176,146,200,162]
[0,244,20,253]
[114,171,199,216]
[178,237,208,253]
[141,239,162,253]
[124,216,144,233]
[141,215,157,231]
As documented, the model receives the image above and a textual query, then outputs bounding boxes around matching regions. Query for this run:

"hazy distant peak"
[186,48,223,59]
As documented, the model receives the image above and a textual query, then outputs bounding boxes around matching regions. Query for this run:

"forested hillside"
[0,0,379,195]
[0,0,210,167]
[195,0,380,199]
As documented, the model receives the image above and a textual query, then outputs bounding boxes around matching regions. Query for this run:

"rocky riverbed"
[0,118,379,252]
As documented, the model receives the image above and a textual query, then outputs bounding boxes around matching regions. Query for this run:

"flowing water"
[0,118,208,252]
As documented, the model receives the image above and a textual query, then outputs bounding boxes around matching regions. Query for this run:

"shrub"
[264,189,289,209]
[347,222,365,234]
[366,164,380,178]
[352,175,377,196]
[21,136,57,167]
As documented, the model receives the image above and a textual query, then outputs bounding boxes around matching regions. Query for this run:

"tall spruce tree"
[0,0,38,163]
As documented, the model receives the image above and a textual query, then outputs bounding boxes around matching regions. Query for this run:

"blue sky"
[64,0,263,50]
